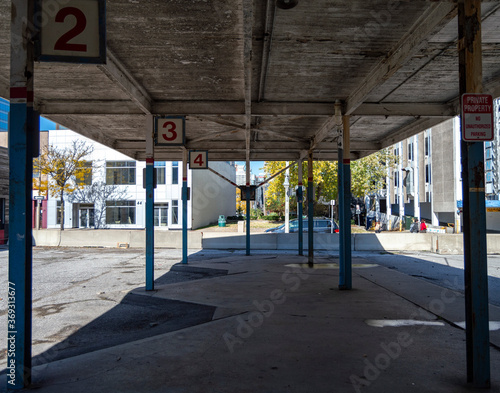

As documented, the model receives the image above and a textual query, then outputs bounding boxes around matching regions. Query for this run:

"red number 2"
[54,7,87,52]
[162,121,178,141]
[194,154,204,167]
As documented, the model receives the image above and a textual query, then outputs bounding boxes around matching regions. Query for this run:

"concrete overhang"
[1,1,500,161]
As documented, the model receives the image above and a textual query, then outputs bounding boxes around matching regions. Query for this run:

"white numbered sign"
[155,116,185,146]
[36,0,106,64]
[189,151,208,170]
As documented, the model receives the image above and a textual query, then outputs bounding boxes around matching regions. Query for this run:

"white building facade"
[46,130,236,230]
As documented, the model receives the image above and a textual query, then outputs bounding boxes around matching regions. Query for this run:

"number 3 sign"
[35,0,106,64]
[154,116,185,146]
[189,151,208,170]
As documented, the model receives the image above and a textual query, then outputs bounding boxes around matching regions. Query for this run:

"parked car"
[266,218,339,233]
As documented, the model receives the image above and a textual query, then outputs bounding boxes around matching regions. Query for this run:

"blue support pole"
[145,158,155,291]
[339,116,352,290]
[307,153,314,266]
[8,1,34,388]
[246,187,251,256]
[338,147,345,282]
[182,149,188,264]
[458,1,490,387]
[182,174,188,264]
[297,159,303,255]
[463,142,490,385]
[297,159,304,256]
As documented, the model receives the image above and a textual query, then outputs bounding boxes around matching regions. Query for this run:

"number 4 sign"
[154,116,185,146]
[35,0,106,64]
[189,151,208,170]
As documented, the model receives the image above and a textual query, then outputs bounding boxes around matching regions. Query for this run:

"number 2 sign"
[154,116,185,146]
[189,151,208,170]
[35,0,106,64]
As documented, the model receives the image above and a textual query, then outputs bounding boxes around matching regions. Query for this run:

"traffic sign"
[154,116,185,146]
[35,0,106,64]
[189,150,208,169]
[461,94,494,142]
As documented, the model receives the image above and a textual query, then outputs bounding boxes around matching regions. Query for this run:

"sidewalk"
[2,252,500,392]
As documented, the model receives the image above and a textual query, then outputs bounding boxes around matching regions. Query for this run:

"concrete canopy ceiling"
[2,1,500,161]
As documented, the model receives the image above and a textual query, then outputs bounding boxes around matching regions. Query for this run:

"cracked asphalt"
[2,246,500,378]
[0,247,231,372]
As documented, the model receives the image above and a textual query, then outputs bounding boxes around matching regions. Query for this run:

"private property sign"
[461,94,494,142]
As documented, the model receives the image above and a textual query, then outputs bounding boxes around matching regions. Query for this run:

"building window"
[394,147,399,157]
[486,172,493,183]
[154,203,169,226]
[155,162,166,185]
[77,161,92,186]
[425,136,430,156]
[106,161,136,185]
[394,171,399,187]
[425,164,431,183]
[56,201,62,224]
[486,160,492,171]
[106,200,136,225]
[486,149,492,159]
[172,162,179,185]
[408,143,414,161]
[172,200,179,224]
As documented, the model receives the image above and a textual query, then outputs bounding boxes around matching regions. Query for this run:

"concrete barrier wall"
[31,229,500,254]
[32,229,203,249]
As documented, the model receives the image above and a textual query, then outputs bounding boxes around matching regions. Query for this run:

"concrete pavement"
[2,248,500,392]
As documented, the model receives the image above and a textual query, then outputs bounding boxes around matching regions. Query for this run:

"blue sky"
[236,161,265,175]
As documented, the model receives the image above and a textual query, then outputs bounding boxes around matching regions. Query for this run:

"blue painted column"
[145,115,155,291]
[307,153,314,265]
[182,150,188,264]
[458,1,490,387]
[339,115,352,290]
[297,159,304,256]
[246,186,251,256]
[338,147,345,279]
[8,0,34,388]
[246,159,251,256]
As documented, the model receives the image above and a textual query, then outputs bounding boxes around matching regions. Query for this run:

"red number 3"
[162,121,178,141]
[54,7,88,52]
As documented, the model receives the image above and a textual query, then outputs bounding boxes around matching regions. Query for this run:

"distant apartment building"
[45,130,237,230]
[384,98,500,232]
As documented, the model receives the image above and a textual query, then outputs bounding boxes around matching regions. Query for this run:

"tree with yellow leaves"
[264,149,397,216]
[34,140,93,230]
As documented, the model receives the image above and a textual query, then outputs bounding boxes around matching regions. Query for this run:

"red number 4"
[194,154,205,167]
